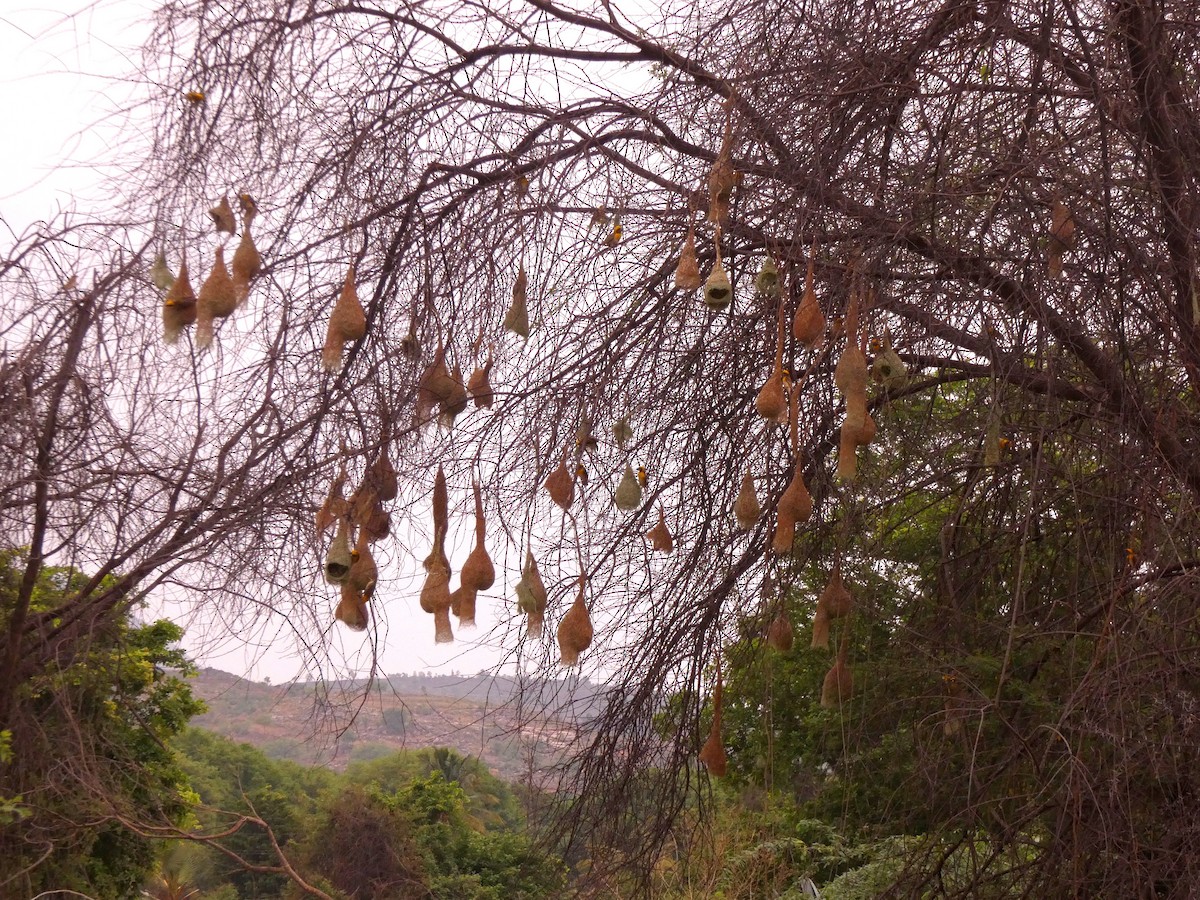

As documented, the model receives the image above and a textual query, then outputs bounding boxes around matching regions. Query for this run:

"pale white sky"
[0,0,532,684]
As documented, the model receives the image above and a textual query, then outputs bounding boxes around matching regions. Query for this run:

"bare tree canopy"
[5,0,1200,894]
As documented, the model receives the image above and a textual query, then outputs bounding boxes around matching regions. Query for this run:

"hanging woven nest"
[231,217,262,306]
[417,344,457,423]
[755,256,780,297]
[812,562,853,649]
[420,560,454,643]
[614,463,643,511]
[854,410,877,447]
[707,124,737,226]
[335,582,369,631]
[516,550,548,638]
[576,412,599,455]
[766,610,794,652]
[734,470,760,531]
[324,518,355,585]
[322,263,367,372]
[779,461,814,528]
[347,531,378,599]
[504,264,530,338]
[675,225,703,291]
[755,298,789,423]
[820,639,854,707]
[432,463,449,545]
[557,577,594,666]
[151,251,176,292]
[315,465,349,536]
[438,364,469,427]
[544,457,575,510]
[1047,197,1075,279]
[367,448,398,502]
[984,417,1002,467]
[451,585,477,627]
[612,415,634,450]
[162,257,197,345]
[467,358,494,409]
[461,481,495,593]
[792,257,825,347]
[196,246,238,350]
[697,666,727,776]
[208,196,237,235]
[351,484,390,542]
[645,505,674,553]
[400,311,422,361]
[870,334,908,390]
[835,343,869,432]
[704,251,732,310]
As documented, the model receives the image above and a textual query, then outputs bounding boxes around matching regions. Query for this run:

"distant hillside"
[189,667,602,783]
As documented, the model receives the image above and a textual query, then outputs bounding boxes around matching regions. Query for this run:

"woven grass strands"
[516,550,548,638]
[557,576,594,667]
[322,263,367,372]
[697,659,727,777]
[161,257,196,344]
[196,246,237,350]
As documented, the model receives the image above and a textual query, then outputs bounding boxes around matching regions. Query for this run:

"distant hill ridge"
[189,667,601,781]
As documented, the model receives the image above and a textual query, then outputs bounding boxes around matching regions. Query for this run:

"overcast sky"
[0,1,529,685]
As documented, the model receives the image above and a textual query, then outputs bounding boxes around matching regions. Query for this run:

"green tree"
[0,551,205,898]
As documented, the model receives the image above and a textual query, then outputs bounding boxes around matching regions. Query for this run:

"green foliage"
[0,552,205,898]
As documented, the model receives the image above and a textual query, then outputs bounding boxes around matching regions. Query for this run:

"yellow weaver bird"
[603,217,623,248]
[637,466,648,487]
[575,464,589,486]
[185,90,206,103]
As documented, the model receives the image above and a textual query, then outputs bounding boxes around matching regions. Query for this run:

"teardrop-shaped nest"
[335,583,369,631]
[231,226,262,305]
[504,265,530,337]
[467,360,494,409]
[766,610,794,652]
[367,450,398,501]
[330,265,367,342]
[209,196,237,235]
[544,460,575,510]
[557,579,594,666]
[614,464,643,511]
[347,534,378,598]
[197,245,238,328]
[438,365,469,425]
[755,371,787,423]
[697,671,727,776]
[324,520,354,585]
[675,229,702,291]
[734,470,760,531]
[645,505,674,553]
[420,561,452,616]
[515,550,547,636]
[452,585,477,627]
[612,415,634,449]
[755,256,780,297]
[771,509,797,556]
[793,258,825,346]
[820,643,854,708]
[322,264,367,371]
[460,483,495,593]
[779,463,813,525]
[704,258,732,310]
[818,563,854,620]
[351,485,390,542]
[162,259,197,345]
